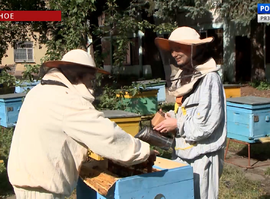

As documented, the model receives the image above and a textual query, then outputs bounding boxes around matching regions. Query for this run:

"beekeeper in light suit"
[8,49,157,199]
[153,27,227,199]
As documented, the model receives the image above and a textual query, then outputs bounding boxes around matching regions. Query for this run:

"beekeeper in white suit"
[8,49,157,199]
[153,27,227,199]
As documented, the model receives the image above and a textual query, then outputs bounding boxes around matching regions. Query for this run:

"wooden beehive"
[116,89,158,115]
[0,93,26,127]
[223,84,241,99]
[77,157,194,199]
[102,110,141,137]
[227,96,270,143]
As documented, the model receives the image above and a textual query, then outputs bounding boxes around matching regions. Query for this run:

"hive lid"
[223,84,241,88]
[227,96,270,105]
[135,79,166,86]
[102,110,141,118]
[0,93,26,99]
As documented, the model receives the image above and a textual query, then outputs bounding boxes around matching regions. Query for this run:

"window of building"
[14,41,34,63]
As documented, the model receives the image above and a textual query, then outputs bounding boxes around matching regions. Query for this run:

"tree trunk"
[250,19,265,81]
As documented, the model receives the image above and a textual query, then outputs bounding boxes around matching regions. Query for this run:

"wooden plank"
[259,137,270,143]
[154,157,187,169]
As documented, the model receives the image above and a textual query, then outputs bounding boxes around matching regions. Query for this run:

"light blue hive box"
[227,96,270,143]
[15,80,40,93]
[136,79,166,103]
[77,157,194,199]
[0,93,26,127]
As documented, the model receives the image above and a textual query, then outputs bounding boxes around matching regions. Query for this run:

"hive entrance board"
[154,156,186,169]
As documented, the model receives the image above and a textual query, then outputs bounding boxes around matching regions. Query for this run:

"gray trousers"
[173,149,224,199]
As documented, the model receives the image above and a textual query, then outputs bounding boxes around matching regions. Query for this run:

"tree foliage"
[92,0,154,67]
[152,0,267,31]
[0,0,266,66]
[216,0,269,26]
[44,0,96,61]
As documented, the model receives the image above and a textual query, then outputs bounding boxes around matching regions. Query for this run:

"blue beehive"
[15,80,40,93]
[77,157,194,199]
[227,96,270,143]
[136,80,166,103]
[0,93,26,127]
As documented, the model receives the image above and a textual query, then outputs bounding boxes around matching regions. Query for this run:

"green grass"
[219,165,265,199]
[0,127,14,197]
[265,167,270,176]
[227,139,270,159]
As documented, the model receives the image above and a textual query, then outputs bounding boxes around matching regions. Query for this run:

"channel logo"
[257,4,270,23]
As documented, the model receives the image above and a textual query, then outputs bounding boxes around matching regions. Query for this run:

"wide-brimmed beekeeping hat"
[42,49,110,74]
[154,27,219,98]
[155,26,214,51]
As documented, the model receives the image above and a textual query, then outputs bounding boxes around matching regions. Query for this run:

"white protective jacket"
[8,69,150,197]
[169,59,227,159]
[170,60,227,199]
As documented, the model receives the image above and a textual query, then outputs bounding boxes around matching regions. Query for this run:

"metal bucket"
[135,127,174,150]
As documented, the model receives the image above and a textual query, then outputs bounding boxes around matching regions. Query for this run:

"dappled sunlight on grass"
[227,139,270,160]
[219,165,265,199]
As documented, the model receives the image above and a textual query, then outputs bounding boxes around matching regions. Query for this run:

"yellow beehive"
[89,110,141,160]
[224,84,241,99]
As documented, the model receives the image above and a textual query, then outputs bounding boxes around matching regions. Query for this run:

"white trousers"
[13,187,66,199]
[174,149,224,199]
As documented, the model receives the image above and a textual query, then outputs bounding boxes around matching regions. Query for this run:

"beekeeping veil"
[155,26,220,97]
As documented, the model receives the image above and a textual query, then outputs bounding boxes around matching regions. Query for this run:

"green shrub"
[0,127,14,195]
[219,165,262,198]
[159,103,175,112]
[249,80,270,90]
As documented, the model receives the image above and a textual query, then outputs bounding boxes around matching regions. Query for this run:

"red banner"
[0,11,61,21]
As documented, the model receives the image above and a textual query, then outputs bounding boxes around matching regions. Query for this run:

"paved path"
[225,150,270,181]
